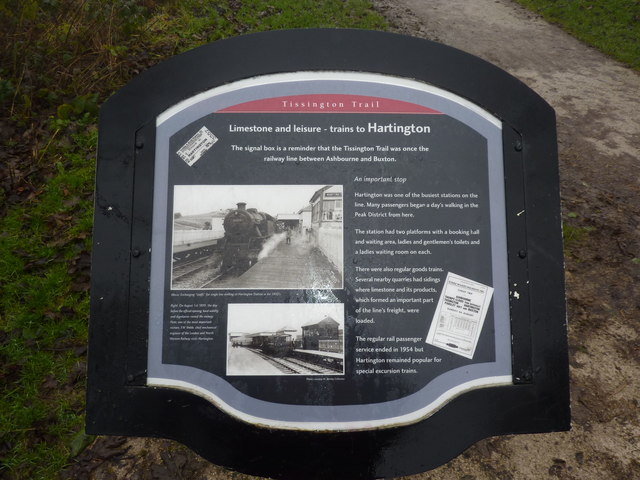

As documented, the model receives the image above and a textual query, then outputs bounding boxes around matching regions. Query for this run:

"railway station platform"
[227,345,282,375]
[293,349,343,359]
[215,235,342,289]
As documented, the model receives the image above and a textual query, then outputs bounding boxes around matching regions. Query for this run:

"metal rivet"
[514,140,523,151]
[132,249,141,258]
[518,250,527,259]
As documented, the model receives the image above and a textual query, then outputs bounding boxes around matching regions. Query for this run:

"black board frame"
[87,29,569,479]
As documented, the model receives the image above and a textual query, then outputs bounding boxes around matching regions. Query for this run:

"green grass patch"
[0,1,387,478]
[147,0,386,54]
[562,222,594,255]
[0,121,95,479]
[513,0,640,70]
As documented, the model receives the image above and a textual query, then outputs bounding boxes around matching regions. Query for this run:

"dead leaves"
[68,249,91,292]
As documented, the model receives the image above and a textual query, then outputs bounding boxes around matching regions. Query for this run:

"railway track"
[198,266,235,288]
[172,256,211,282]
[172,261,235,289]
[249,349,341,375]
[284,357,340,374]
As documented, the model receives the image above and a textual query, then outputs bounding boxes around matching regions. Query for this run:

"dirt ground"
[63,1,639,478]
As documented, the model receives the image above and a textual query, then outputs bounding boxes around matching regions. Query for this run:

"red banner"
[218,94,442,114]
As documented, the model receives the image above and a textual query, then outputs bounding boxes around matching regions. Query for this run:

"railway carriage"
[261,333,294,357]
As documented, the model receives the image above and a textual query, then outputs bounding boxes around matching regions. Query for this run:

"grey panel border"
[147,73,511,429]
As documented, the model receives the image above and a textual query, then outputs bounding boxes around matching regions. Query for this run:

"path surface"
[373,1,640,479]
[64,2,639,479]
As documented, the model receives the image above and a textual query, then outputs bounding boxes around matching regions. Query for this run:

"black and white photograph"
[170,185,344,289]
[227,303,345,376]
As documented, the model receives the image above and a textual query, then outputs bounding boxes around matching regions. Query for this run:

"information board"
[88,30,569,479]
[148,73,511,430]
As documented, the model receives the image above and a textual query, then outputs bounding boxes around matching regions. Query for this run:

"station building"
[309,185,343,274]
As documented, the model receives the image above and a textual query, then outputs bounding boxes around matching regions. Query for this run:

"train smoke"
[257,232,286,260]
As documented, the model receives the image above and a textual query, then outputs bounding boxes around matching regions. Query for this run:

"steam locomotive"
[221,202,277,271]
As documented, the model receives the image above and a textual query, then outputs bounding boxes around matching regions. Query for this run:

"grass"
[148,0,386,51]
[0,1,386,479]
[562,222,594,254]
[513,0,640,70]
[0,121,95,477]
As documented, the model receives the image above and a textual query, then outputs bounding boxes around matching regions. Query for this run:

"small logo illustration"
[177,126,218,166]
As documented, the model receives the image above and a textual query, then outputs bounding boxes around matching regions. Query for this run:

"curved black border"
[88,29,568,479]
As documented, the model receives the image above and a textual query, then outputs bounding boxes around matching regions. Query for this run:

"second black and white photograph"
[227,303,345,376]
[170,185,344,290]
